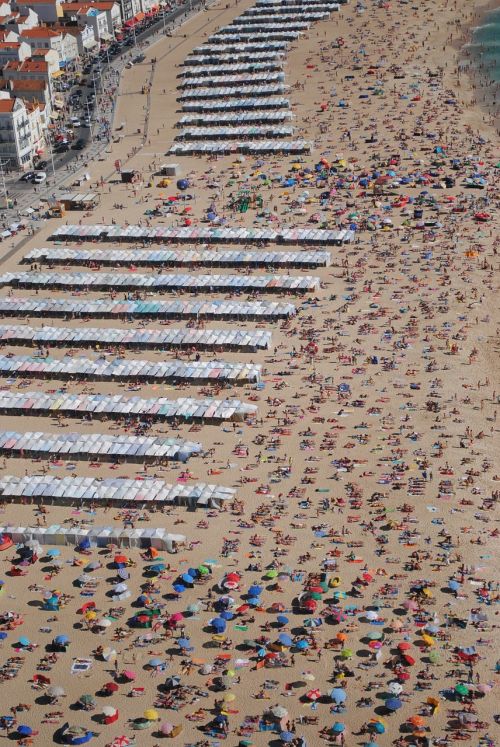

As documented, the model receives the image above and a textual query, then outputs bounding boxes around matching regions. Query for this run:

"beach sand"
[0,0,498,745]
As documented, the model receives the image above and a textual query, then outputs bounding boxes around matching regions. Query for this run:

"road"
[1,0,207,222]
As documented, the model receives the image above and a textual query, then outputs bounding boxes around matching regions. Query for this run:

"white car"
[70,117,81,127]
[32,172,47,184]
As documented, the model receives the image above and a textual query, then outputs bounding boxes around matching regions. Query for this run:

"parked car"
[72,138,85,150]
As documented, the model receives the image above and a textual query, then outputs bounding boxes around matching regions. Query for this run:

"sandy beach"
[0,0,498,745]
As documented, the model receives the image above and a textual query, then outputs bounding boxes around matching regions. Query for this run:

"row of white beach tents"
[0,354,262,384]
[190,41,288,55]
[0,324,272,352]
[183,50,285,65]
[178,83,286,100]
[0,475,236,509]
[1,271,321,293]
[176,125,295,140]
[257,0,341,5]
[212,21,310,33]
[0,431,202,463]
[179,61,285,76]
[0,524,186,552]
[235,9,330,20]
[169,139,311,155]
[181,96,290,112]
[245,4,339,14]
[208,30,301,43]
[49,224,353,245]
[25,247,331,268]
[0,296,296,320]
[179,72,285,88]
[0,391,258,423]
[178,110,292,126]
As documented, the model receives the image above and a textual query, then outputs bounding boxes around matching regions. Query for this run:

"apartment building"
[0,40,31,62]
[20,24,78,64]
[16,0,63,24]
[0,93,32,167]
[61,0,121,35]
[8,76,51,114]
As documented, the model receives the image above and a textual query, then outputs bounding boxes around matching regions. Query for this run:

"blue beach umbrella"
[248,585,263,597]
[278,633,292,647]
[148,563,166,574]
[211,618,226,633]
[330,688,346,704]
[17,725,33,736]
[148,657,164,668]
[386,698,402,711]
[276,615,289,626]
[332,722,345,733]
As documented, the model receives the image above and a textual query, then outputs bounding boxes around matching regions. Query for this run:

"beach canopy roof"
[26,247,330,270]
[1,270,320,295]
[169,139,312,156]
[0,354,262,385]
[0,430,202,464]
[0,296,296,321]
[0,390,257,424]
[0,322,272,352]
[0,476,235,509]
[49,224,354,247]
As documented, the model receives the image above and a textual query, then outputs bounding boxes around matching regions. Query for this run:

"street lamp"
[46,137,56,183]
[85,100,94,143]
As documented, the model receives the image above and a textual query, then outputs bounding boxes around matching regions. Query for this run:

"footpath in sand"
[0,0,498,746]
